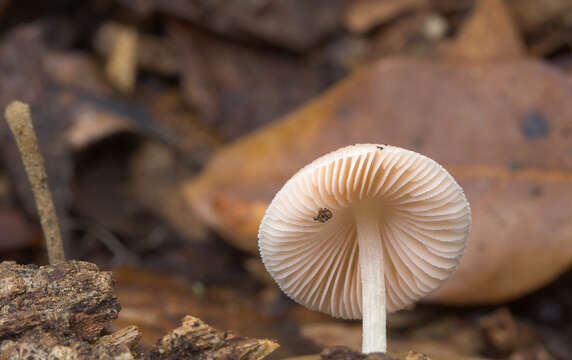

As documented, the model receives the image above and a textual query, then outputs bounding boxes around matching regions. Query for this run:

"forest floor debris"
[0,0,571,358]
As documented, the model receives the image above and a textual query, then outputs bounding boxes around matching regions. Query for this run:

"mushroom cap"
[258,144,471,319]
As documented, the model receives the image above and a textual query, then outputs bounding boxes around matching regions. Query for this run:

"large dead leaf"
[184,58,572,304]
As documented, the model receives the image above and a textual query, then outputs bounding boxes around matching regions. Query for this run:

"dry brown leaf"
[43,51,112,95]
[169,22,336,139]
[0,261,119,341]
[367,12,448,60]
[344,0,429,34]
[66,104,134,150]
[505,0,572,33]
[184,58,572,304]
[155,0,344,51]
[505,0,572,57]
[129,142,207,242]
[441,0,524,60]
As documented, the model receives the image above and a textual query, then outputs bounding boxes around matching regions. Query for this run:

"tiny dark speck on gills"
[313,208,333,223]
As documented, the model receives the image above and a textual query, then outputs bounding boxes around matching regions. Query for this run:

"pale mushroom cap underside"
[259,144,471,319]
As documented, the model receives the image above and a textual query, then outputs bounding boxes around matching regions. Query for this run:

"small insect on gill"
[313,208,333,223]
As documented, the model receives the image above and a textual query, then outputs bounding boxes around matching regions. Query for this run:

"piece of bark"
[0,261,141,359]
[150,315,279,360]
[98,325,141,349]
[0,261,119,341]
[0,326,141,360]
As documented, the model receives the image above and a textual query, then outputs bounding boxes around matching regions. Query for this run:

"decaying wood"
[0,326,141,360]
[97,325,141,350]
[0,261,119,340]
[150,315,279,360]
[0,261,141,359]
[0,260,281,359]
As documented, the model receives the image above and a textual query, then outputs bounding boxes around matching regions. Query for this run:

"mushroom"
[258,144,471,353]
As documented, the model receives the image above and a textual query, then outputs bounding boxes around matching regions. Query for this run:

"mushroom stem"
[355,211,386,354]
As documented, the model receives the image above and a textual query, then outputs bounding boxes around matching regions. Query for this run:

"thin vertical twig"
[5,101,65,264]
